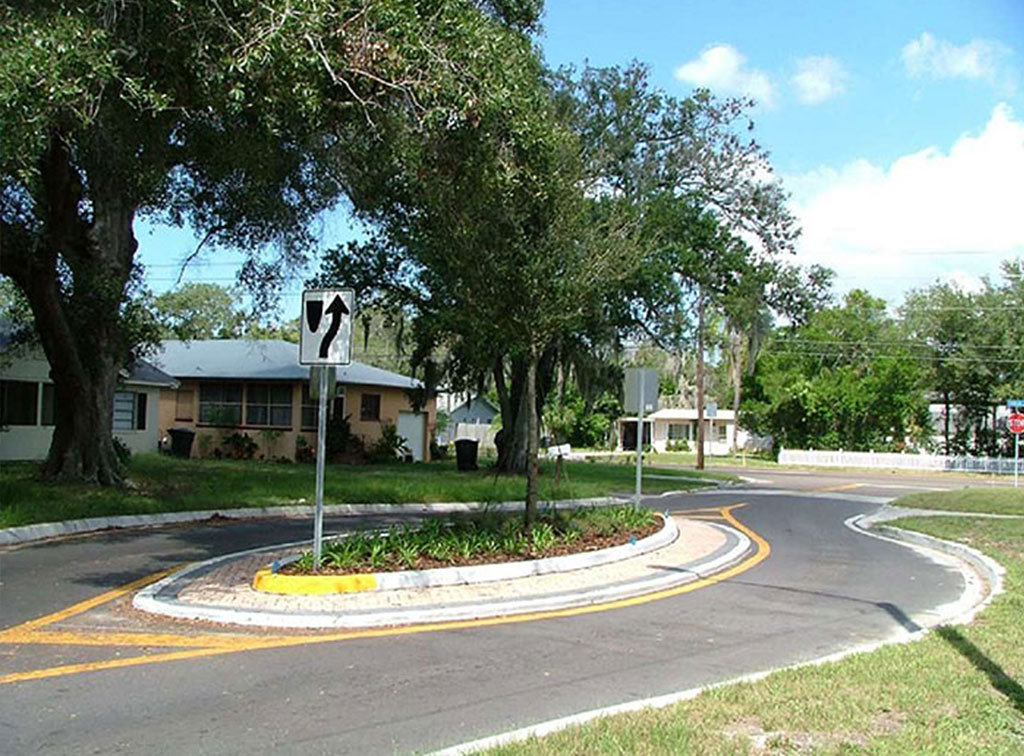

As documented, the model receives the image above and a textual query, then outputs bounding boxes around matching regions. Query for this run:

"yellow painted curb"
[253,567,377,595]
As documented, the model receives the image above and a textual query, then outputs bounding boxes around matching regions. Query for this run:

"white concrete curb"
[0,497,624,547]
[430,508,1008,755]
[133,521,752,629]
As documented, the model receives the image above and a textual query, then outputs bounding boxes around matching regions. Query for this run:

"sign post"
[1008,400,1024,489]
[624,368,659,507]
[300,288,354,568]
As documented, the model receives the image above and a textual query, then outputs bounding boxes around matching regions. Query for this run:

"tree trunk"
[943,389,951,456]
[524,348,540,527]
[695,290,706,471]
[730,327,742,453]
[1,134,136,485]
[495,351,553,474]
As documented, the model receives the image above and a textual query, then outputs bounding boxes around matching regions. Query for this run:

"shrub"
[222,432,258,460]
[295,435,315,463]
[369,422,409,463]
[113,436,132,465]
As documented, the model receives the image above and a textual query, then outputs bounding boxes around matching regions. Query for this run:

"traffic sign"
[1008,399,1024,409]
[1009,413,1024,434]
[300,289,354,366]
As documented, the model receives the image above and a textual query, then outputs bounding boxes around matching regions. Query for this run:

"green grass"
[0,454,726,529]
[892,487,1024,516]
[485,495,1024,755]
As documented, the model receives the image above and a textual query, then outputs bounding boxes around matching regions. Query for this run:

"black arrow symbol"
[319,294,350,359]
[305,300,323,334]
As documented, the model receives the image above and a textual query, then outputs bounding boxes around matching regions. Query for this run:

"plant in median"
[281,506,659,574]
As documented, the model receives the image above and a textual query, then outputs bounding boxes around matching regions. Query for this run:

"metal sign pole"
[635,369,644,506]
[1015,433,1019,489]
[313,366,328,569]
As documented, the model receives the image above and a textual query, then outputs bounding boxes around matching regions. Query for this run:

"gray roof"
[123,358,179,388]
[154,339,422,389]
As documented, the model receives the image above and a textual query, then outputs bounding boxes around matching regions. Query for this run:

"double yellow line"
[0,504,769,685]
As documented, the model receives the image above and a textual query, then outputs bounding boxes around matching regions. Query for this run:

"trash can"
[168,427,196,458]
[454,438,479,471]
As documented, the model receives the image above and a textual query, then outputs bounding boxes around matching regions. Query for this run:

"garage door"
[397,411,426,462]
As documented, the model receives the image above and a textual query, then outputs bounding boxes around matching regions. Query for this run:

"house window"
[246,384,292,427]
[113,391,147,431]
[198,383,242,425]
[41,384,56,426]
[0,380,38,426]
[360,392,381,421]
[175,389,194,421]
[717,423,728,443]
[668,423,688,440]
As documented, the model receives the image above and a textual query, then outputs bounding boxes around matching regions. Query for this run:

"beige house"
[1,344,177,461]
[154,340,435,461]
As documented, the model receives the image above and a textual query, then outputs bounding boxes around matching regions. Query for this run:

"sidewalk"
[134,516,752,629]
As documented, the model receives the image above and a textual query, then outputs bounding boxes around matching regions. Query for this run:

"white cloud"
[791,56,849,104]
[901,32,1012,85]
[675,44,777,108]
[786,104,1024,302]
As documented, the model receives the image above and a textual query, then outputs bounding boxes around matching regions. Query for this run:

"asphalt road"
[0,471,971,755]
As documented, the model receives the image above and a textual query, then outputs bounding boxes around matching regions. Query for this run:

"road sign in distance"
[623,368,659,414]
[1009,413,1024,434]
[1008,399,1024,409]
[300,289,354,365]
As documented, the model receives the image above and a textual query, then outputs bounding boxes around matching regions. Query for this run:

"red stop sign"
[1009,413,1024,434]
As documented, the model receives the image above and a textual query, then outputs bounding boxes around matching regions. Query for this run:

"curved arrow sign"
[300,289,354,365]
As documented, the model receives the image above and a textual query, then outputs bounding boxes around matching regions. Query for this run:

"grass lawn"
[0,454,726,529]
[485,492,1024,755]
[893,487,1024,516]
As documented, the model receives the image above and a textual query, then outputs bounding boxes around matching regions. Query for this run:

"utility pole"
[695,286,706,471]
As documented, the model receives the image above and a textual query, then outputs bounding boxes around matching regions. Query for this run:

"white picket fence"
[778,448,1020,475]
[452,422,498,449]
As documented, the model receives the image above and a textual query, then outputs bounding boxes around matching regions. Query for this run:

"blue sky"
[136,0,1024,318]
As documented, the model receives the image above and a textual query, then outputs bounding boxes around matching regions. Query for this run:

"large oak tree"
[0,0,542,484]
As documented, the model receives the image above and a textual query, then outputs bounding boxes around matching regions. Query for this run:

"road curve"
[0,481,969,755]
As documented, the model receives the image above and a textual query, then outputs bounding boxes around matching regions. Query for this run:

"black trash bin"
[168,427,196,458]
[454,438,479,471]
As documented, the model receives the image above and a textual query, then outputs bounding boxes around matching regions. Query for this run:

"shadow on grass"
[936,626,1024,715]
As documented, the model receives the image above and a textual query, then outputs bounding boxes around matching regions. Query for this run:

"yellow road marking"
[1,505,770,685]
[9,569,176,633]
[815,482,863,493]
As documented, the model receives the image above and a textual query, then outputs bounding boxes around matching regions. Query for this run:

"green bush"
[369,422,410,463]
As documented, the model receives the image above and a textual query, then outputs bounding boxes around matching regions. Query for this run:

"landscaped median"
[253,507,675,595]
[455,488,1024,755]
[0,453,729,536]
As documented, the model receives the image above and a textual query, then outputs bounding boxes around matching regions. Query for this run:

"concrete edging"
[252,514,678,595]
[0,497,625,547]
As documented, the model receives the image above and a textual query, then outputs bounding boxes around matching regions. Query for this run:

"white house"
[0,345,178,462]
[617,407,746,455]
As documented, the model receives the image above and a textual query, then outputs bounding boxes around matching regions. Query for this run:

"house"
[617,407,746,455]
[440,394,499,444]
[0,344,178,462]
[153,339,436,461]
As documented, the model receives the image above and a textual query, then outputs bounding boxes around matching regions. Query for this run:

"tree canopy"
[0,0,546,483]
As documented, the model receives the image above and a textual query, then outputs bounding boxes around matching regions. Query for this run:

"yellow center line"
[1,505,771,685]
[814,482,863,493]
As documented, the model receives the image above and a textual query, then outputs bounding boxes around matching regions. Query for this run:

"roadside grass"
[0,454,726,529]
[485,496,1024,755]
[893,487,1024,516]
